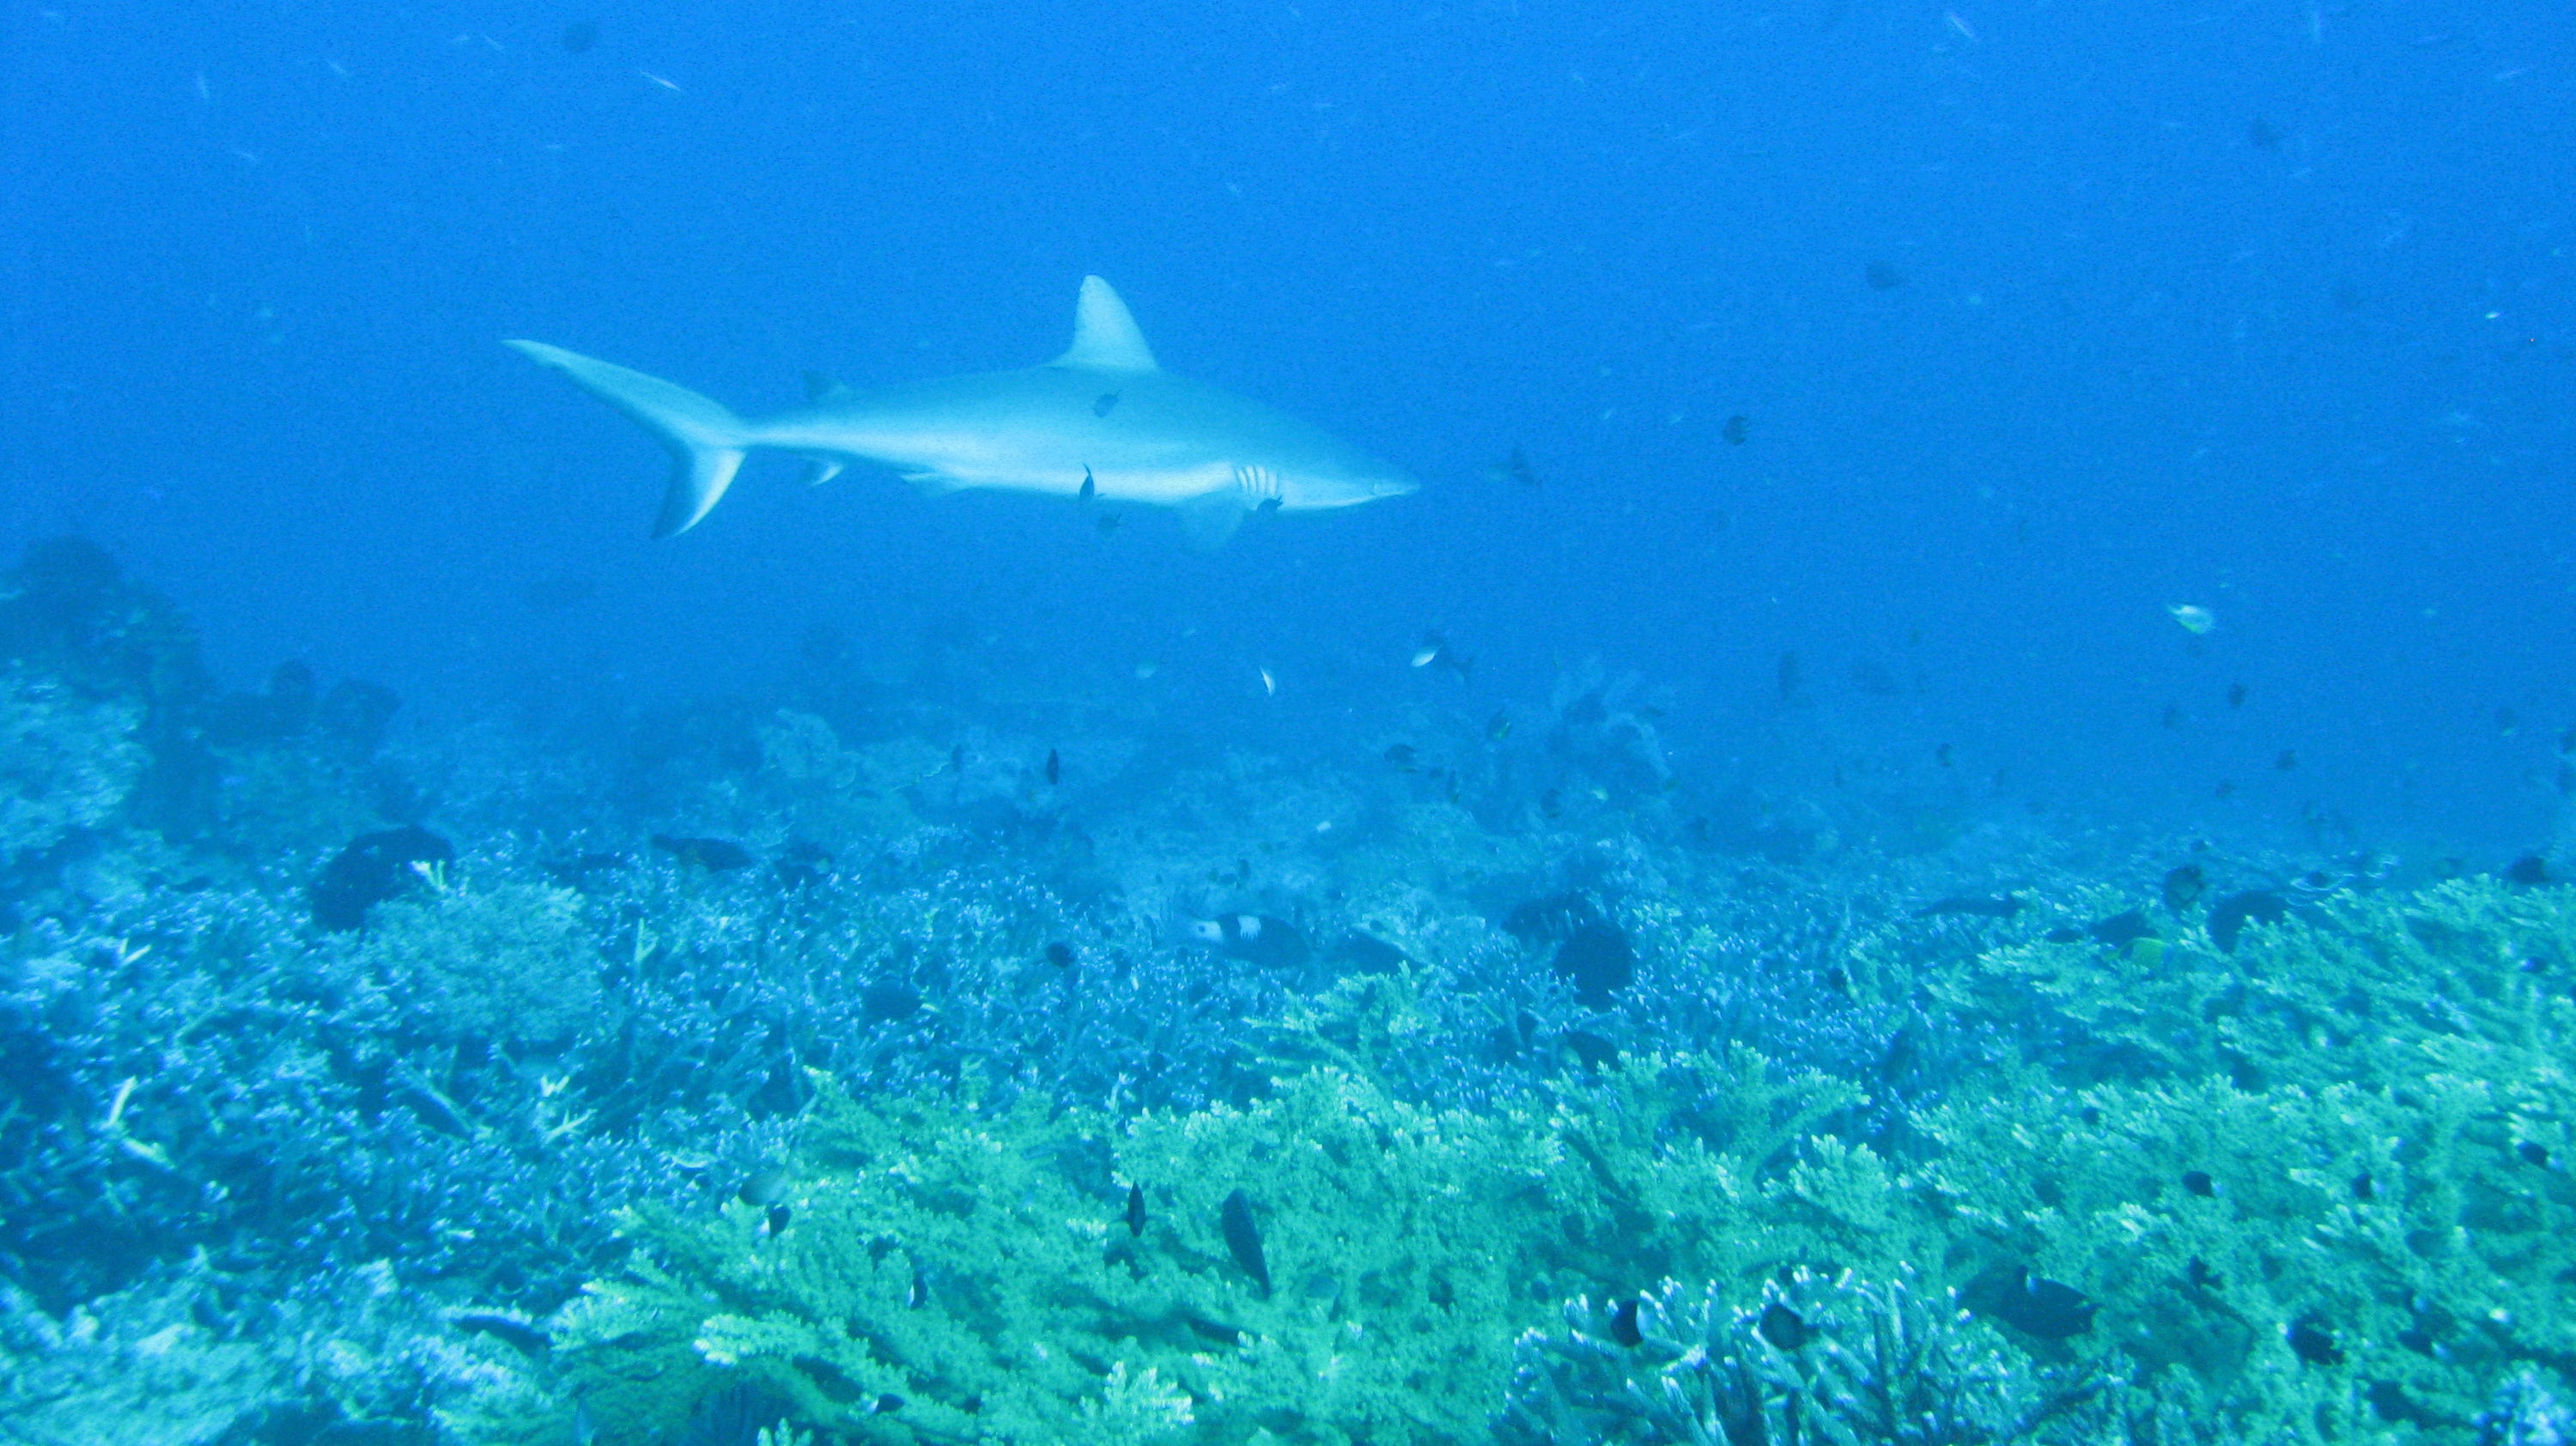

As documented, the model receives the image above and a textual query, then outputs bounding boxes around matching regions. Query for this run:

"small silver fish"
[1410,631,1473,681]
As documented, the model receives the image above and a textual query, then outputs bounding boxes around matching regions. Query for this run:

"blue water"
[8,0,2574,850]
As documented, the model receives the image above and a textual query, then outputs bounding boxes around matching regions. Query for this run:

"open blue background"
[5,0,2573,848]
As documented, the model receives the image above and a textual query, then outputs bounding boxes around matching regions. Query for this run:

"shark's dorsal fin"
[1052,276,1158,373]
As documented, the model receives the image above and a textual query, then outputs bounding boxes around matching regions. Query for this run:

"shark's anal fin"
[1177,489,1249,550]
[1051,277,1159,373]
[505,339,749,538]
[800,458,848,487]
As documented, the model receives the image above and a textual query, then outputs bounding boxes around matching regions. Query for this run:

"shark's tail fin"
[505,340,750,538]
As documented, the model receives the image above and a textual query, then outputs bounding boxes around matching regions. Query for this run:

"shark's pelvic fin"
[796,374,852,485]
[1051,276,1159,373]
[505,340,750,538]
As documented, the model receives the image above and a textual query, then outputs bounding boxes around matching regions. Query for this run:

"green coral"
[0,666,146,860]
[505,878,2576,1446]
[354,880,602,1048]
[1905,878,2576,1441]
[1499,1267,2114,1446]
[539,1046,1872,1446]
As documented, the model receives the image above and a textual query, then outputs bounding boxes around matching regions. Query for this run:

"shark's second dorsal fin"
[1051,276,1158,373]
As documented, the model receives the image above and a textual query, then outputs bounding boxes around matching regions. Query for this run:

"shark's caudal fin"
[504,340,750,538]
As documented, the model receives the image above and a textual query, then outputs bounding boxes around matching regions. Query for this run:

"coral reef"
[1889,878,2576,1441]
[526,1050,1872,1446]
[0,1255,547,1446]
[4,538,2574,1445]
[2476,1371,2576,1446]
[351,879,602,1048]
[525,870,2576,1445]
[0,874,744,1309]
[1498,1268,2113,1446]
[0,669,145,864]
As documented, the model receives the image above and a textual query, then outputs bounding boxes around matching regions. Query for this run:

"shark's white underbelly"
[780,425,1239,506]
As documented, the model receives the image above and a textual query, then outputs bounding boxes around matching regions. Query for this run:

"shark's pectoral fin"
[1177,489,1249,550]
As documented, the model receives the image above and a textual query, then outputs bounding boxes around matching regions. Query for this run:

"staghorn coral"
[585,853,1298,1119]
[530,1048,1876,1446]
[0,872,766,1312]
[16,539,2576,1446]
[544,1070,1547,1446]
[1896,877,2576,1442]
[1498,1267,2114,1446]
[1236,855,1908,1121]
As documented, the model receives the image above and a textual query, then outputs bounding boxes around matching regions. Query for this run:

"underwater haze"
[8,2,2576,1443]
[5,0,2572,843]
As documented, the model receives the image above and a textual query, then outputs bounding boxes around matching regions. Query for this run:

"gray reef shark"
[506,276,1417,546]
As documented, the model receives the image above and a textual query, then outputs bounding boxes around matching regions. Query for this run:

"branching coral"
[538,1048,1877,1446]
[1498,1268,2114,1446]
[0,878,758,1311]
[13,537,2576,1446]
[550,1071,1544,1446]
[1899,878,2576,1441]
